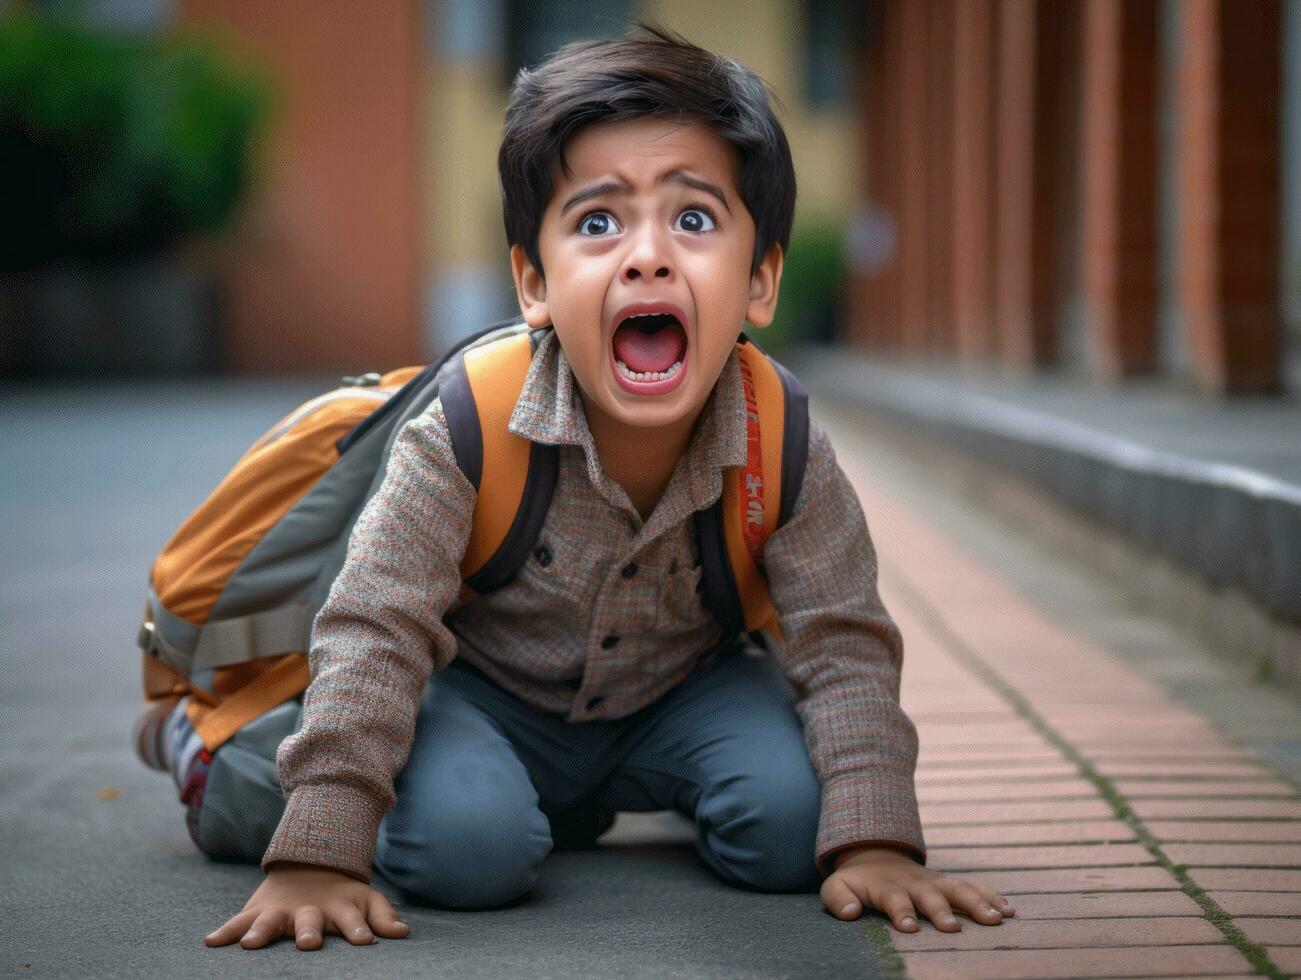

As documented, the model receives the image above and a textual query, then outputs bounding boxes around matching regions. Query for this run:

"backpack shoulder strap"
[697,336,810,645]
[440,328,558,595]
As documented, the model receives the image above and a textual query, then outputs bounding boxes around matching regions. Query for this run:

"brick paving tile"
[891,916,1222,952]
[907,710,1022,724]
[1085,746,1256,761]
[1164,843,1301,867]
[1208,890,1301,915]
[1002,890,1202,919]
[976,867,1179,893]
[918,778,1098,804]
[1087,749,1259,765]
[915,729,1046,749]
[1272,947,1301,972]
[920,799,1118,825]
[915,725,1045,746]
[917,750,1070,767]
[916,763,1081,783]
[1129,798,1301,820]
[1234,918,1301,945]
[1144,820,1301,842]
[1058,727,1239,745]
[1070,735,1242,752]
[1095,762,1277,779]
[924,820,1136,847]
[899,944,1249,980]
[1111,779,1298,798]
[1038,706,1209,723]
[930,843,1154,872]
[1192,868,1301,891]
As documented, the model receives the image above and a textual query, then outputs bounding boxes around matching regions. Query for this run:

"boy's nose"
[625,262,671,281]
[622,229,673,282]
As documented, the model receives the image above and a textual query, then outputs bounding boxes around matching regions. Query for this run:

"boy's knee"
[698,768,822,893]
[374,802,552,909]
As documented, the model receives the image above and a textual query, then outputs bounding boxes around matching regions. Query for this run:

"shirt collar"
[508,326,749,480]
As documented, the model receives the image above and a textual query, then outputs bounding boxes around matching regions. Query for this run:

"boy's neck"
[583,396,704,522]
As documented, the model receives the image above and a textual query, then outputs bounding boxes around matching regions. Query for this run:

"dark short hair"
[498,21,797,280]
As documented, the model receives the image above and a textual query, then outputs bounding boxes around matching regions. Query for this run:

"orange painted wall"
[181,0,424,373]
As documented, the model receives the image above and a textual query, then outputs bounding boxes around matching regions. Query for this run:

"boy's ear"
[744,243,784,329]
[510,244,551,329]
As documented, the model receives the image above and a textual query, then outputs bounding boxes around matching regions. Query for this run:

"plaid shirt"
[262,328,924,882]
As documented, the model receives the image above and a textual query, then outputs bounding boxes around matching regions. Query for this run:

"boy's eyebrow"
[560,170,733,217]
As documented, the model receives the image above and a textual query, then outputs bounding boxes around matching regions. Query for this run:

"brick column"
[898,0,930,354]
[1176,0,1283,393]
[993,0,1038,371]
[925,0,956,356]
[1033,0,1082,370]
[849,0,902,353]
[1079,0,1159,378]
[952,0,997,363]
[181,0,425,373]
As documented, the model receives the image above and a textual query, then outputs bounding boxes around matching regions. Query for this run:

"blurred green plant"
[0,12,271,271]
[745,214,845,355]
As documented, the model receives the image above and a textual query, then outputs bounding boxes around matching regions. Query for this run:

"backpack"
[137,317,810,756]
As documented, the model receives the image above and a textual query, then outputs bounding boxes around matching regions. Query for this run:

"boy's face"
[510,116,782,434]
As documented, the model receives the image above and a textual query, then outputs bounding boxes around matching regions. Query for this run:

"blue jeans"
[372,637,824,909]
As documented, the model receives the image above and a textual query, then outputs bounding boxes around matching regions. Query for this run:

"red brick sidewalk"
[840,453,1301,979]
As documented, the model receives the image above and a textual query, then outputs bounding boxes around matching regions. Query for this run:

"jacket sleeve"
[760,416,926,877]
[260,400,475,882]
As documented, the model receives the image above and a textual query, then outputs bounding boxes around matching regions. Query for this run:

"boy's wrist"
[832,842,920,870]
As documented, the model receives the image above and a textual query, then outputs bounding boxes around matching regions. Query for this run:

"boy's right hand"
[204,861,410,951]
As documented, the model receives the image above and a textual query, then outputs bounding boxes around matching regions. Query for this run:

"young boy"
[203,23,1014,951]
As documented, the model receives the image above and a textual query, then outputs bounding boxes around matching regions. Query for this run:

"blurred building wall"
[852,0,1293,397]
[180,0,425,373]
[165,2,865,371]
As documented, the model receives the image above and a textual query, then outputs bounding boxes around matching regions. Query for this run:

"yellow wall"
[425,62,510,269]
[637,0,861,220]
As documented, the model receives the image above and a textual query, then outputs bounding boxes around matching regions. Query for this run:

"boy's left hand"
[820,845,1015,932]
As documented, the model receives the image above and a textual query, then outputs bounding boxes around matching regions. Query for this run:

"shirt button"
[621,562,638,578]
[586,696,605,710]
[534,544,552,567]
[601,635,620,649]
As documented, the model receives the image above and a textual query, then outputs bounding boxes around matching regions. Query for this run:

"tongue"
[612,320,687,374]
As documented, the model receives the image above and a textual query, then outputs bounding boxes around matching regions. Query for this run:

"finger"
[912,885,961,932]
[205,910,257,947]
[367,891,410,939]
[943,879,1008,924]
[875,887,920,933]
[821,875,867,920]
[240,909,289,949]
[330,902,375,945]
[294,907,325,951]
[984,887,1016,917]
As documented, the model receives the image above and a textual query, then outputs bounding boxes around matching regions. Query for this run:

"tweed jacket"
[261,327,925,882]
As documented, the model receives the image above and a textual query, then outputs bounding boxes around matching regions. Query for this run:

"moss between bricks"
[863,917,908,980]
[891,572,1289,980]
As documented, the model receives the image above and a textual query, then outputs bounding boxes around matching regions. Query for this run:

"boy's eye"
[675,207,718,233]
[577,211,620,237]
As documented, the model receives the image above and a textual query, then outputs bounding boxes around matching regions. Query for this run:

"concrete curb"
[786,347,1301,625]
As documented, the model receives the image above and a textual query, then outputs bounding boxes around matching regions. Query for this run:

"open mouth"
[610,311,689,394]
